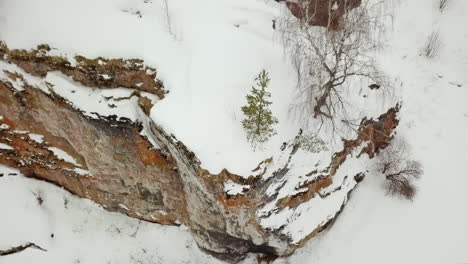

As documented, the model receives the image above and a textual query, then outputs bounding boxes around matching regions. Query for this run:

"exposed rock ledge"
[278,0,362,29]
[0,42,399,262]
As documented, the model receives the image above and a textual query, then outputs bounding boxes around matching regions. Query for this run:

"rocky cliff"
[0,42,398,262]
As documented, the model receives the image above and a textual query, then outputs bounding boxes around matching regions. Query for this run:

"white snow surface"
[28,134,45,144]
[223,180,250,196]
[0,0,467,263]
[0,142,13,150]
[47,147,80,167]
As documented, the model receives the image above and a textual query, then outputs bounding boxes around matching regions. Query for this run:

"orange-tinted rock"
[0,80,185,224]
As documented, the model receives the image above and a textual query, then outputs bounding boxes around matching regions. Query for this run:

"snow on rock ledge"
[224,180,250,196]
[0,43,399,262]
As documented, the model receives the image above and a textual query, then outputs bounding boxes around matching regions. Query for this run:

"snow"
[12,130,28,134]
[0,71,25,91]
[258,146,369,243]
[45,73,142,122]
[331,2,339,11]
[274,0,468,263]
[100,74,112,80]
[47,147,80,167]
[28,134,45,144]
[264,148,333,198]
[64,168,92,177]
[0,0,467,263]
[0,61,52,94]
[223,180,250,196]
[118,204,129,211]
[0,142,14,150]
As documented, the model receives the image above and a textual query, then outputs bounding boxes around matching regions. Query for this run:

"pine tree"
[241,70,278,148]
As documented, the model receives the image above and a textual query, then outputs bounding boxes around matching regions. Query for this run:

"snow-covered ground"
[1,0,468,263]
[275,0,468,263]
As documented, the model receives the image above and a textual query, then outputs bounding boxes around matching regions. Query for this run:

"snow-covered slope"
[1,0,467,263]
[275,0,468,263]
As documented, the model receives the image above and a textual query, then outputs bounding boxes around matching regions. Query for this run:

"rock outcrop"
[0,42,167,99]
[0,42,398,262]
[279,0,362,29]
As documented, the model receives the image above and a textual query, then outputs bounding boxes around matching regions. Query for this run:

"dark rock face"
[0,42,398,262]
[282,0,362,29]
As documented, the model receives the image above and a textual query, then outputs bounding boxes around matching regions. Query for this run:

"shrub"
[296,132,328,153]
[376,138,423,200]
[31,190,44,206]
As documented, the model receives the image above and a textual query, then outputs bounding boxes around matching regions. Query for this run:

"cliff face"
[0,42,398,262]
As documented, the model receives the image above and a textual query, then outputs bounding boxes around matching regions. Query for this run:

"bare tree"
[280,0,389,130]
[376,137,423,200]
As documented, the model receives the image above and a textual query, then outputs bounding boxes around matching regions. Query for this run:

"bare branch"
[422,30,442,59]
[163,0,173,36]
[0,242,47,256]
[439,0,450,12]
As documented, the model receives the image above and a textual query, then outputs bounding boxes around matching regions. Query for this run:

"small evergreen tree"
[241,70,278,148]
